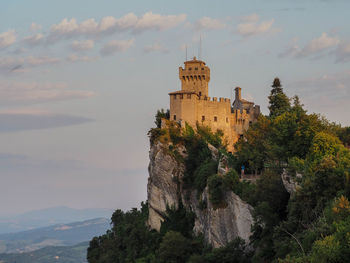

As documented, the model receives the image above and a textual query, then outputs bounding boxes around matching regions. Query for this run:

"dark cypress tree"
[268,78,291,118]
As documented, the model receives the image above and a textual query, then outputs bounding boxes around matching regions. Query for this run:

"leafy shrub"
[208,175,225,207]
[194,160,218,194]
[160,201,195,238]
[155,109,170,128]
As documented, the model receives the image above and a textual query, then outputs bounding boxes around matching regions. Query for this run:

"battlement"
[170,57,260,152]
[170,93,231,105]
[232,104,260,118]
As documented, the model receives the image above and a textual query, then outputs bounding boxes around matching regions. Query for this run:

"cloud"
[30,23,42,31]
[289,70,350,107]
[297,32,339,57]
[240,13,259,23]
[237,14,275,37]
[66,54,96,62]
[334,40,350,63]
[194,17,225,31]
[0,30,16,48]
[100,39,134,56]
[132,12,187,33]
[144,43,169,53]
[280,33,342,60]
[71,39,94,51]
[0,111,93,132]
[0,56,61,73]
[23,33,44,46]
[47,12,186,43]
[278,38,300,58]
[0,81,94,104]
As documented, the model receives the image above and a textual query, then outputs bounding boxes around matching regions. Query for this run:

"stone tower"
[169,58,260,152]
[179,56,210,97]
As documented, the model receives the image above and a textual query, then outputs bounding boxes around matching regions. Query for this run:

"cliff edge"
[147,140,253,248]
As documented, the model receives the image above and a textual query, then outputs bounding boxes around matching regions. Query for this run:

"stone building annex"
[168,57,260,152]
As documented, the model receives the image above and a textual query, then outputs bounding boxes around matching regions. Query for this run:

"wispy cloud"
[0,30,16,48]
[289,70,350,108]
[0,111,93,132]
[0,55,61,73]
[296,32,339,57]
[30,23,42,32]
[193,17,225,31]
[144,43,169,53]
[279,33,346,62]
[100,39,134,56]
[66,54,97,62]
[0,81,94,104]
[71,39,94,51]
[334,40,350,63]
[22,33,44,46]
[47,12,187,43]
[236,14,276,37]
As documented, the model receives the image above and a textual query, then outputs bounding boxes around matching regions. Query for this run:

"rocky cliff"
[147,141,254,248]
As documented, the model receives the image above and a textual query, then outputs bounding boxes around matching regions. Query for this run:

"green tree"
[155,109,170,128]
[208,175,225,207]
[158,231,192,263]
[268,77,291,118]
[235,115,272,174]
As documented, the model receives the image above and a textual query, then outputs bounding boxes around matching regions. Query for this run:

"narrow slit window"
[202,116,205,121]
[174,115,176,120]
[214,116,218,122]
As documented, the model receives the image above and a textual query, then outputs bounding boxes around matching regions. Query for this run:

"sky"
[0,0,350,216]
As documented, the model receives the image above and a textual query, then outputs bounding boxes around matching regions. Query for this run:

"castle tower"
[235,87,242,101]
[179,56,210,97]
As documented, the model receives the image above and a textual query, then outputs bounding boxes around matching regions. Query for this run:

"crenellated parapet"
[179,56,210,97]
[169,58,260,152]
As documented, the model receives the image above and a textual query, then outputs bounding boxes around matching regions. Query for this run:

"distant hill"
[0,207,113,234]
[0,242,88,263]
[0,218,110,254]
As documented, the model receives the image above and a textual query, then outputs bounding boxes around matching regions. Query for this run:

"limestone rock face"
[184,189,253,248]
[147,141,254,248]
[147,141,185,231]
[281,169,301,195]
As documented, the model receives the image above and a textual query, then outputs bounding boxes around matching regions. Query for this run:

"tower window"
[195,67,198,70]
[214,116,218,122]
[226,117,228,123]
[199,92,202,96]
[189,67,192,70]
[202,116,205,121]
[201,67,204,70]
[174,115,176,120]
[180,94,183,99]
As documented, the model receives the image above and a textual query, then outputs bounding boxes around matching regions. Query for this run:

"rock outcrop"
[147,141,254,248]
[281,168,301,195]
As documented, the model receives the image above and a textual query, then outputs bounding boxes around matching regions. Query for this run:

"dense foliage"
[232,78,350,262]
[87,202,250,263]
[89,77,350,262]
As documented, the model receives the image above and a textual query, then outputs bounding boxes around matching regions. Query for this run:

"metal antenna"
[199,35,202,60]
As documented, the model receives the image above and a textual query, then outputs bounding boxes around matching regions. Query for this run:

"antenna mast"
[199,35,202,60]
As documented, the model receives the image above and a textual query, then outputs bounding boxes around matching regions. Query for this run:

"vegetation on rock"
[88,77,350,262]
